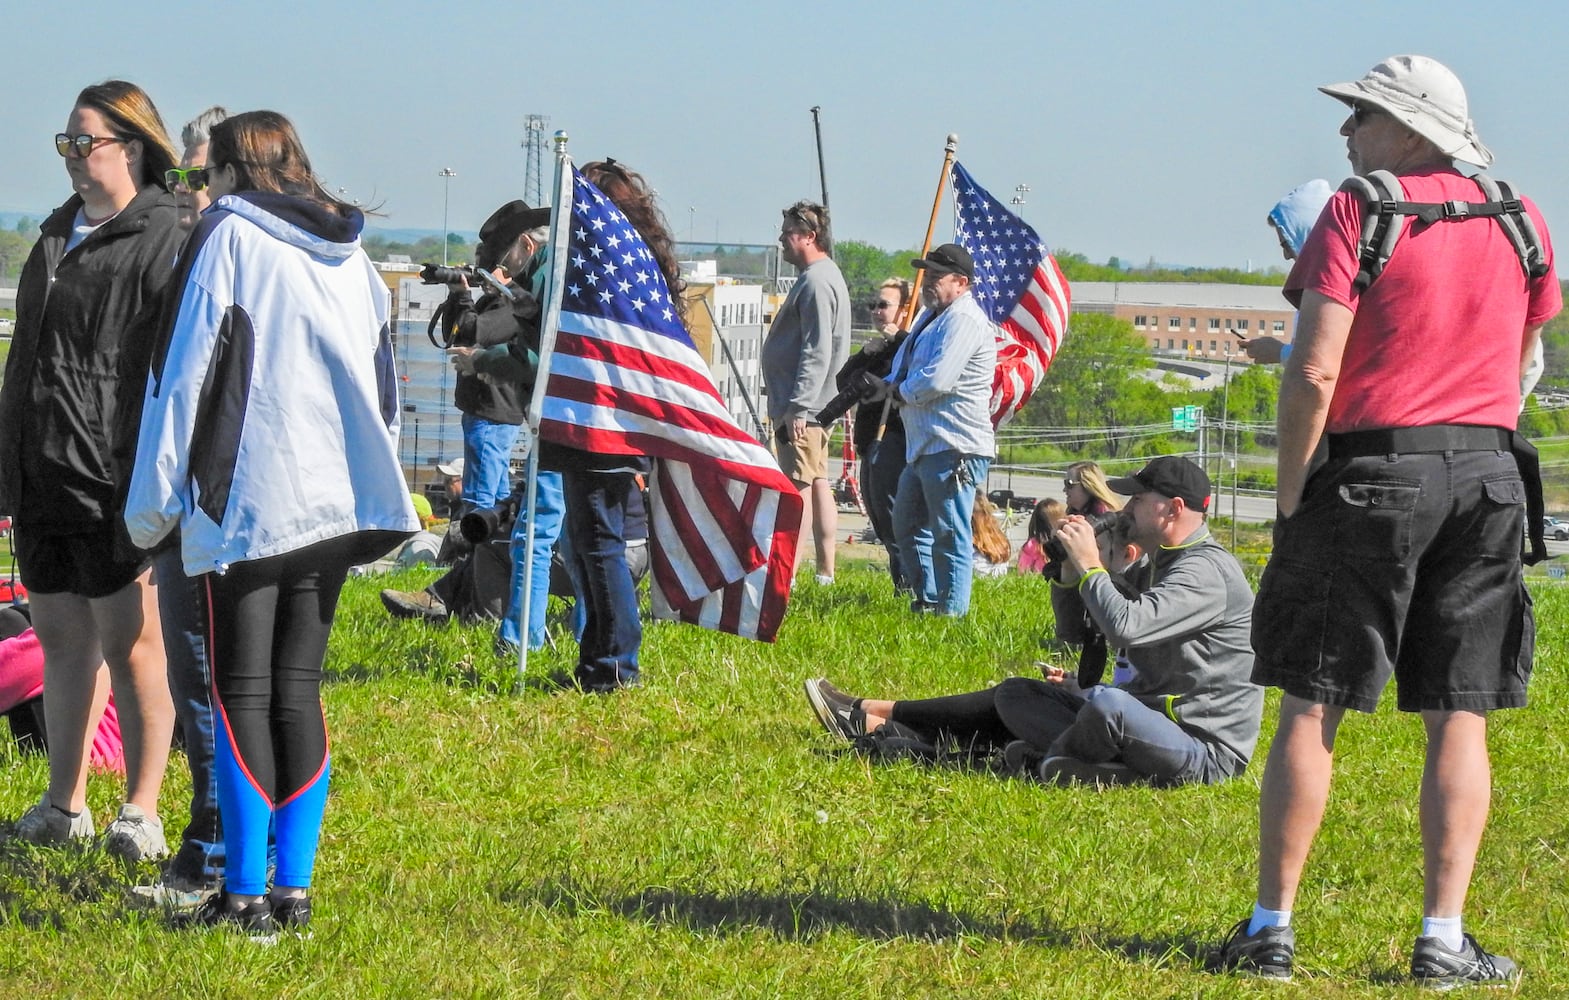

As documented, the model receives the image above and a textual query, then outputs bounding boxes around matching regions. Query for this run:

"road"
[826,459,1569,559]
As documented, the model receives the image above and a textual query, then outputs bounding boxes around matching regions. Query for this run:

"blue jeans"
[500,469,565,651]
[1049,687,1229,786]
[152,546,222,885]
[561,469,641,689]
[460,414,522,514]
[893,451,990,616]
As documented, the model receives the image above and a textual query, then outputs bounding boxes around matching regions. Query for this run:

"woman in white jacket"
[126,110,416,937]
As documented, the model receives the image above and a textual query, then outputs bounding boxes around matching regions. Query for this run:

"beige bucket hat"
[1319,55,1493,167]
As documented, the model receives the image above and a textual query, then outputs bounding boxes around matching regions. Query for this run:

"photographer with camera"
[426,200,549,518]
[805,456,1263,788]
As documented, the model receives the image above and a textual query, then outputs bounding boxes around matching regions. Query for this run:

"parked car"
[1545,516,1569,541]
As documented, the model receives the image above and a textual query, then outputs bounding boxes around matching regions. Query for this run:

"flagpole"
[514,130,575,685]
[902,133,959,330]
[873,133,959,439]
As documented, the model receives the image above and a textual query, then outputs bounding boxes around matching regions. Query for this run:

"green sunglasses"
[164,166,214,192]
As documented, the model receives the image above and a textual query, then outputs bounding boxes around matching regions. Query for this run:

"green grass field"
[2,556,1568,998]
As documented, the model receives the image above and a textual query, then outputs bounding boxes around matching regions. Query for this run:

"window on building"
[1208,318,1220,331]
[1236,319,1249,331]
[1273,320,1286,332]
[1151,338,1159,349]
[1169,317,1180,330]
[1182,339,1189,350]
[1224,341,1234,354]
[1134,314,1147,328]
[1167,338,1175,349]
[1189,317,1197,330]
[1210,340,1218,353]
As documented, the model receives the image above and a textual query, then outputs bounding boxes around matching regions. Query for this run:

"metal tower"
[522,114,550,207]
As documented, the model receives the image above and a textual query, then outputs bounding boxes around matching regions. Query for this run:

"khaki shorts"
[774,423,829,486]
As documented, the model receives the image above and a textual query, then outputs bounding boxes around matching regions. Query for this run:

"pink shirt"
[1285,168,1561,433]
[0,628,124,772]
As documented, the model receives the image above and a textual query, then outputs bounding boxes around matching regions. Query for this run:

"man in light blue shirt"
[863,243,996,615]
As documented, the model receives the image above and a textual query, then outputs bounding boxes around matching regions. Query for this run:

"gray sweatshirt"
[760,257,851,423]
[1077,526,1264,772]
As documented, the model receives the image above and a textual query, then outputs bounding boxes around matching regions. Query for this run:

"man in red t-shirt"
[1217,56,1561,988]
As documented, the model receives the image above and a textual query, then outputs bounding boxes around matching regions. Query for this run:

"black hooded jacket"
[0,185,184,529]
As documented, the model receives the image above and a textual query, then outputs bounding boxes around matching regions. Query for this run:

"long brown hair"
[75,80,177,191]
[581,159,685,321]
[972,496,1012,565]
[207,111,356,215]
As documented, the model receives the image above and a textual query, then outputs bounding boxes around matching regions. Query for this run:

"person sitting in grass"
[805,456,1263,788]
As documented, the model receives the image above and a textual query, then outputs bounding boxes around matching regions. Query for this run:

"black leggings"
[890,677,1085,752]
[205,535,355,893]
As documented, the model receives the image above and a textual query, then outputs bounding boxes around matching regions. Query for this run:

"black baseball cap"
[1107,456,1212,512]
[911,243,975,281]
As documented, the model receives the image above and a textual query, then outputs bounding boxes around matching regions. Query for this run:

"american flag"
[535,167,802,642]
[951,161,1071,426]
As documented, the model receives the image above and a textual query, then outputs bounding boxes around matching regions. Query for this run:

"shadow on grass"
[500,874,1213,965]
[0,836,135,930]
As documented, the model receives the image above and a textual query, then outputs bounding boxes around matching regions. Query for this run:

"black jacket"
[0,186,184,529]
[442,286,527,425]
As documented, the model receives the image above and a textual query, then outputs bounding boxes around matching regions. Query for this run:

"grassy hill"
[2,557,1567,997]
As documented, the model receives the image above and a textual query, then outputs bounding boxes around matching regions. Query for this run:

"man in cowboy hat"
[1217,55,1561,988]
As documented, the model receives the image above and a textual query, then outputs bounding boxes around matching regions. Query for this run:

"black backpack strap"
[1480,176,1550,280]
[1342,171,1406,291]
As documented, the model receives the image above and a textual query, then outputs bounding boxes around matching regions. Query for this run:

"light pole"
[438,167,456,264]
[1010,183,1030,219]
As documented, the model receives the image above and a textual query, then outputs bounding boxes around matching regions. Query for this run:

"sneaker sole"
[803,678,852,740]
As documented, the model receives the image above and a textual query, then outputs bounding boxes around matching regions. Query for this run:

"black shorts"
[1252,447,1532,713]
[13,522,150,599]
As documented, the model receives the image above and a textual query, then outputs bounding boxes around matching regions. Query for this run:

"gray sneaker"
[1410,933,1519,990]
[131,873,218,913]
[14,796,94,844]
[103,804,169,862]
[1213,917,1295,980]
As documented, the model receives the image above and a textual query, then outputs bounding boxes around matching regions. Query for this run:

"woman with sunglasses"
[834,277,913,590]
[1063,460,1121,518]
[0,81,184,861]
[126,110,417,936]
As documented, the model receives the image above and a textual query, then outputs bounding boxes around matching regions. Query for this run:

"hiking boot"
[130,872,217,913]
[1037,756,1139,788]
[804,678,865,741]
[379,588,449,622]
[177,890,277,943]
[13,796,94,844]
[104,804,169,862]
[1213,917,1294,980]
[1410,933,1518,990]
[270,893,313,937]
[1002,740,1045,777]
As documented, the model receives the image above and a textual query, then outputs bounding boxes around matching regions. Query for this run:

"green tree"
[831,240,918,326]
[1019,312,1158,455]
[0,230,34,282]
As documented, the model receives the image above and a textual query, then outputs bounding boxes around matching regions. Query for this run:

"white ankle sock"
[1422,915,1464,951]
[1248,903,1292,936]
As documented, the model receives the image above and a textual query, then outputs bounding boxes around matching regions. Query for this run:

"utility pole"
[438,168,456,265]
[522,114,549,207]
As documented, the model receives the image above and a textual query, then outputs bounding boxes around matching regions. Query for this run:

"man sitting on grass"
[805,456,1263,788]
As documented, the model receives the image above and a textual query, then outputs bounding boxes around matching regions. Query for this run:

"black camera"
[420,263,479,285]
[1044,510,1124,563]
[816,370,886,427]
[459,496,521,545]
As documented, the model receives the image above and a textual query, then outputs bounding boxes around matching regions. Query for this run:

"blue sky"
[5,1,1566,269]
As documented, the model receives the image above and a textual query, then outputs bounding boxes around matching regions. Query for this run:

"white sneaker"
[103,804,169,862]
[14,795,94,844]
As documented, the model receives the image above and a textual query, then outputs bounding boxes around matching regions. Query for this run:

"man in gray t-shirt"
[761,200,850,583]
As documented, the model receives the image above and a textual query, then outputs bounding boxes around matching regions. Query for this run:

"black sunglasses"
[56,132,127,158]
[1349,103,1381,126]
[164,166,214,192]
[868,301,894,310]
